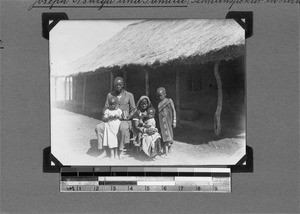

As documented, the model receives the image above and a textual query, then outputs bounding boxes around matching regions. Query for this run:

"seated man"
[95,77,136,159]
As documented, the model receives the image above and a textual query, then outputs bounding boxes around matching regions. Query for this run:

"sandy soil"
[51,108,245,166]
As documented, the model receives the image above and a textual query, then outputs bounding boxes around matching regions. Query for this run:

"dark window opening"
[187,73,202,92]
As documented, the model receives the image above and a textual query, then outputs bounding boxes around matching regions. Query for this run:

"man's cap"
[114,77,124,85]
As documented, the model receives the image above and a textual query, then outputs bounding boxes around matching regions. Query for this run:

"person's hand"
[109,115,117,120]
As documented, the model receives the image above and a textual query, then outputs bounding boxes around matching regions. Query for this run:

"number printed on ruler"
[60,175,231,192]
[60,185,230,192]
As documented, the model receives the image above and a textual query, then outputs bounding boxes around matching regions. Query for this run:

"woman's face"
[139,98,148,111]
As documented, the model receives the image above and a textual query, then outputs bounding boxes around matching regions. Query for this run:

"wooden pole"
[54,77,57,103]
[66,77,69,101]
[110,71,114,91]
[123,69,127,89]
[66,77,68,101]
[145,69,149,96]
[176,68,180,124]
[68,76,71,101]
[213,61,222,136]
[73,77,76,106]
[82,75,86,111]
[64,76,67,106]
[67,77,69,101]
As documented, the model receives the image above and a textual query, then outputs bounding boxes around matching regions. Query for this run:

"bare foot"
[161,154,169,159]
[119,151,124,159]
[98,152,107,159]
[154,156,163,160]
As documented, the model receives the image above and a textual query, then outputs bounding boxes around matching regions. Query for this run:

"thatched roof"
[58,19,244,76]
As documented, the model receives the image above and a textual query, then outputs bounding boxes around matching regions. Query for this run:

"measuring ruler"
[60,168,231,192]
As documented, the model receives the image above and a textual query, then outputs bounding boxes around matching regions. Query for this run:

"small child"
[102,96,122,159]
[142,107,158,130]
[156,87,176,157]
[141,107,161,158]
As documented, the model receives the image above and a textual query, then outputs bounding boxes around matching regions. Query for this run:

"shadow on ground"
[86,139,104,157]
[174,118,245,145]
[61,102,245,148]
[87,139,160,162]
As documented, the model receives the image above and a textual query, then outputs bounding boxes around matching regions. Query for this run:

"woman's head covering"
[129,95,152,120]
[136,95,152,110]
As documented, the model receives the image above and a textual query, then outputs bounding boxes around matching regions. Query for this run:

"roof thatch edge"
[52,44,244,77]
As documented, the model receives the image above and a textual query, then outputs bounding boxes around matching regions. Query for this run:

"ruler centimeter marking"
[60,177,231,192]
[60,168,231,192]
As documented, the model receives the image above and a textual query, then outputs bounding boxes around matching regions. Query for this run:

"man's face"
[157,90,166,101]
[114,82,124,93]
[140,99,148,111]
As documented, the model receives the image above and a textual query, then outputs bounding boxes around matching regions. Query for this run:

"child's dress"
[141,118,161,157]
[158,98,176,144]
[102,108,122,148]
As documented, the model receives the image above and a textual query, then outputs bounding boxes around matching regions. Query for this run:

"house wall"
[71,72,111,114]
[50,77,68,103]
[219,57,245,123]
[145,63,218,120]
[73,75,83,106]
[85,72,111,112]
[62,57,244,123]
[178,63,217,118]
[148,65,177,108]
[126,66,146,103]
[147,57,245,121]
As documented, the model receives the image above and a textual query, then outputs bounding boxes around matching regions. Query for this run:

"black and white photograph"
[50,19,246,166]
[2,1,300,211]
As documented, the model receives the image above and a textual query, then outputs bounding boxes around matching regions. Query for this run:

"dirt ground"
[51,108,245,166]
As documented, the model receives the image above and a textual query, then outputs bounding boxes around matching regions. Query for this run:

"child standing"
[156,87,176,157]
[102,96,122,159]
